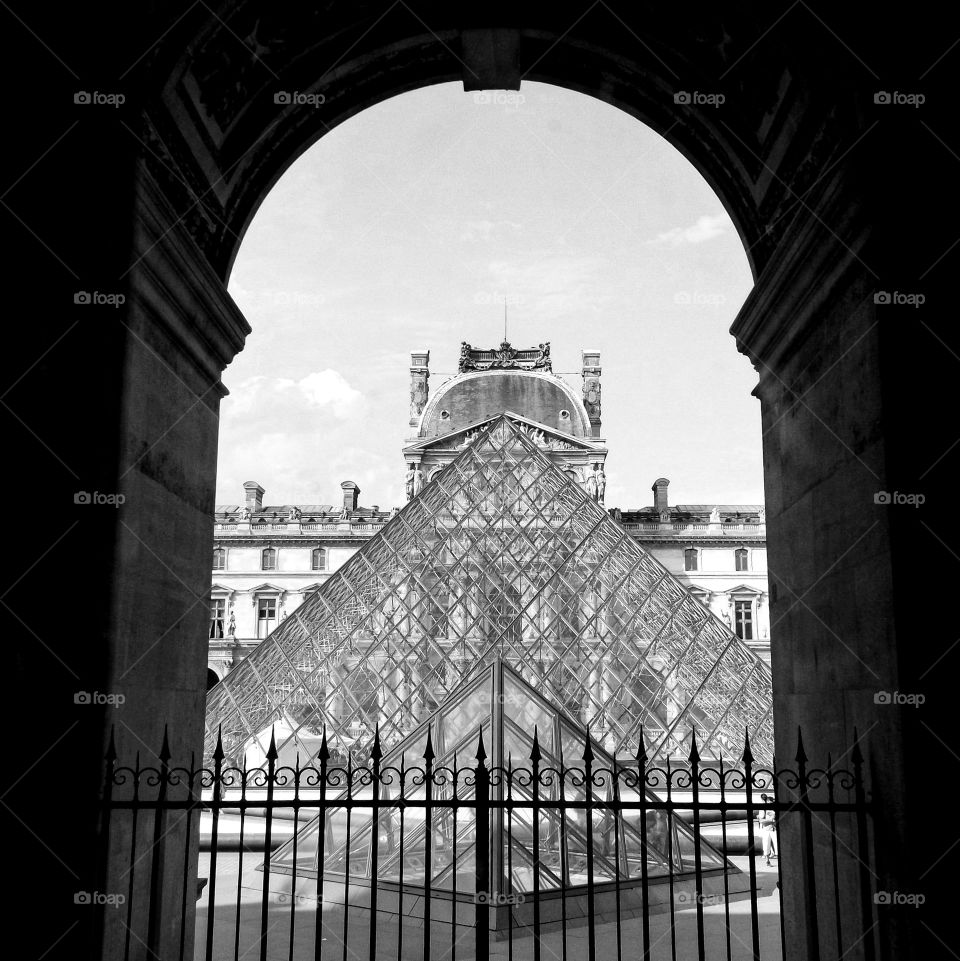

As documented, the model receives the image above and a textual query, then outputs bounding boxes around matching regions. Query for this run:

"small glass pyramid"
[205,414,773,766]
[264,658,732,901]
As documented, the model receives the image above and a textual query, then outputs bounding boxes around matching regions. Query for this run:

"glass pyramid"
[264,658,731,898]
[204,414,773,765]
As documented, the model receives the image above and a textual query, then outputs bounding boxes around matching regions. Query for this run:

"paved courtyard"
[195,854,782,960]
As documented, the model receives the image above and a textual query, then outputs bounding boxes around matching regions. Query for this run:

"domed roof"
[419,369,591,438]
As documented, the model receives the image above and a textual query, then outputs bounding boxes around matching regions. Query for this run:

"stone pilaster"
[409,349,430,428]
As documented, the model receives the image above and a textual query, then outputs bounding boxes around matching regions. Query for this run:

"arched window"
[261,547,277,571]
[213,547,226,570]
[684,548,699,572]
[735,547,749,571]
[311,547,327,571]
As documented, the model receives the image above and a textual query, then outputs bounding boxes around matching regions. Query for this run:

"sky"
[220,81,760,511]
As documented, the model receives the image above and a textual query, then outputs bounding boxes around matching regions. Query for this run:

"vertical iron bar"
[451,757,458,961]
[797,729,821,961]
[532,729,542,961]
[774,754,786,960]
[475,733,490,961]
[288,753,302,961]
[314,730,330,961]
[559,746,569,961]
[826,754,843,958]
[612,763,622,961]
[666,755,677,961]
[342,755,353,961]
[507,754,514,961]
[852,731,876,961]
[206,729,225,961]
[583,734,596,961]
[637,738,650,961]
[743,732,761,961]
[99,730,118,961]
[689,731,706,961]
[147,727,172,959]
[424,728,434,961]
[369,727,382,961]
[234,758,248,961]
[123,751,140,961]
[719,755,731,961]
[259,729,278,961]
[397,753,406,961]
[180,752,198,961]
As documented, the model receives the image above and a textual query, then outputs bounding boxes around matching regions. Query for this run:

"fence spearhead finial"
[213,725,225,764]
[424,725,435,763]
[582,732,594,765]
[742,727,754,766]
[851,726,864,766]
[476,730,487,764]
[636,725,648,765]
[266,725,278,763]
[530,725,542,764]
[159,724,172,764]
[688,727,700,765]
[317,726,329,764]
[371,723,382,763]
[795,726,807,765]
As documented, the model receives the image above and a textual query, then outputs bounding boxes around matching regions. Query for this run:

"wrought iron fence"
[100,727,875,961]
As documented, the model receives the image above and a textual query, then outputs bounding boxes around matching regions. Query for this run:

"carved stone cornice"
[130,158,251,397]
[729,166,870,378]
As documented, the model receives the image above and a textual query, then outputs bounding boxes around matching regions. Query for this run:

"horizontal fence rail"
[100,728,875,961]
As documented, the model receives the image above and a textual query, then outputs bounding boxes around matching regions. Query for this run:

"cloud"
[224,369,363,419]
[649,215,727,247]
[294,370,363,416]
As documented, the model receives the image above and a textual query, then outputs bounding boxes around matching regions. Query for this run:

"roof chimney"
[341,481,360,513]
[243,481,265,513]
[652,477,670,514]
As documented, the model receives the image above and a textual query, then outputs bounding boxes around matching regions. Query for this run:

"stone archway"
[4,5,955,960]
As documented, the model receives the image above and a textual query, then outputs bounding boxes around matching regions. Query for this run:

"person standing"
[758,793,777,865]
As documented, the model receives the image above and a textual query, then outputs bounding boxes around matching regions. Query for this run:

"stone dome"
[419,369,590,438]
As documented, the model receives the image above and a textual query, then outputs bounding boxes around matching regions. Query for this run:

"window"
[734,600,754,640]
[213,547,226,570]
[311,547,327,571]
[209,598,225,639]
[735,548,749,571]
[684,548,698,572]
[261,547,277,571]
[257,597,277,638]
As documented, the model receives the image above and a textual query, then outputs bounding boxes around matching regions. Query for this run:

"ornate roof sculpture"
[458,340,552,372]
[204,414,773,767]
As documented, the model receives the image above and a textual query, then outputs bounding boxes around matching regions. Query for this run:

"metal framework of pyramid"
[204,414,773,765]
[263,657,734,908]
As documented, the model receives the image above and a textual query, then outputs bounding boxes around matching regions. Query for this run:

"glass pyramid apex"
[205,413,773,767]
